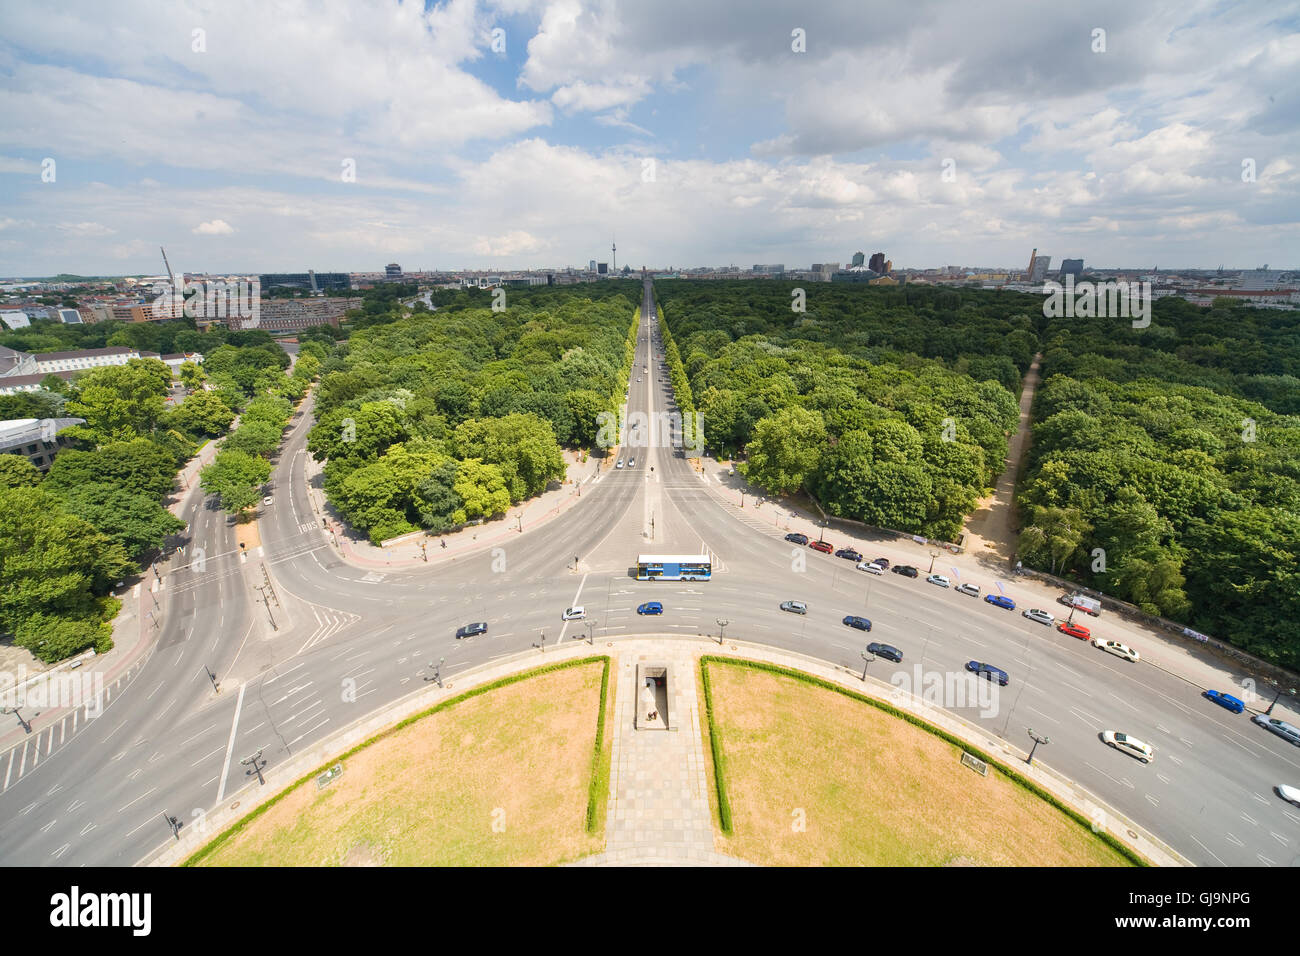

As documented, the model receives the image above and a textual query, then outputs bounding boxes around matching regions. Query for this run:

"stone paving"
[574,643,749,866]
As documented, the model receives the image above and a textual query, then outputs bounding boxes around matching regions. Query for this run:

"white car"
[562,606,586,621]
[1093,638,1140,662]
[956,582,980,597]
[263,495,273,506]
[926,574,951,588]
[1101,730,1154,763]
[1277,784,1300,807]
[628,458,635,468]
[616,459,624,468]
[1023,608,1055,626]
[856,560,885,575]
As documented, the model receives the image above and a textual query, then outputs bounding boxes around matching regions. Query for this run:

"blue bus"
[636,554,712,582]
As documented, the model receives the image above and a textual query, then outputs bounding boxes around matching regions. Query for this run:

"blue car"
[984,594,1015,611]
[966,661,1009,685]
[842,615,872,631]
[637,601,663,615]
[1204,690,1245,714]
[784,532,809,546]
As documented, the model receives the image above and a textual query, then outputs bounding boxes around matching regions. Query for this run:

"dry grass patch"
[707,662,1134,866]
[199,661,605,866]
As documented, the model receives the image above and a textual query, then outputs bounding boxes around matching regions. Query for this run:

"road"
[0,279,1297,866]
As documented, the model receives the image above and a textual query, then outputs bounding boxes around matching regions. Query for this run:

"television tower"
[612,237,617,273]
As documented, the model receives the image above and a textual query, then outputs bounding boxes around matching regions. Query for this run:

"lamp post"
[427,658,444,687]
[860,647,876,682]
[162,811,182,840]
[1026,729,1050,765]
[716,618,729,646]
[241,749,266,785]
[586,621,596,646]
[2,706,32,734]
[928,550,940,573]
[1264,682,1296,717]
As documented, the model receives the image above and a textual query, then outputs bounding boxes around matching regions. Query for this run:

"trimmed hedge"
[698,658,733,833]
[585,656,613,832]
[699,656,1147,865]
[184,655,610,866]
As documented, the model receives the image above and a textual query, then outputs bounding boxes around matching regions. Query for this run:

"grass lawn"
[704,661,1136,866]
[196,660,607,866]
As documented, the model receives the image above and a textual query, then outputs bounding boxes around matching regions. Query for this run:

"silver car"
[1023,608,1055,626]
[956,582,980,597]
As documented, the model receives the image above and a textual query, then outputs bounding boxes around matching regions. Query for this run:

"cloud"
[193,219,234,235]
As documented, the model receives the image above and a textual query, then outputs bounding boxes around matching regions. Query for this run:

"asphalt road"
[0,279,1297,866]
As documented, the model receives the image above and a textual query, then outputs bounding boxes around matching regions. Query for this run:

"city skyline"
[1,1,1298,275]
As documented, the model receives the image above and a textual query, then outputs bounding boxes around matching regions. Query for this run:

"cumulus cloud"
[192,219,234,235]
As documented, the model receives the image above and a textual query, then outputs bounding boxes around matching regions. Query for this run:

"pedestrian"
[440,538,446,549]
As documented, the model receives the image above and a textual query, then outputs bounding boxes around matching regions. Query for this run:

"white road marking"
[116,786,157,813]
[216,683,247,802]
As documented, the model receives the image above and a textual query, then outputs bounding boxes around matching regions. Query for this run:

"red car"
[1057,621,1091,640]
[809,540,834,554]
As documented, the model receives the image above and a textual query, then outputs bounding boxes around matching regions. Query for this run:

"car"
[965,661,1009,685]
[955,582,980,597]
[636,601,663,615]
[628,457,635,467]
[616,459,624,468]
[780,600,807,615]
[1101,730,1154,763]
[856,560,884,575]
[871,557,890,569]
[1203,690,1245,714]
[1023,608,1055,626]
[1276,784,1300,807]
[637,377,642,382]
[835,548,863,561]
[867,642,903,663]
[926,574,951,588]
[809,541,833,554]
[562,606,586,621]
[263,495,273,506]
[1057,621,1091,640]
[891,565,919,578]
[1093,638,1140,663]
[1252,714,1300,746]
[455,622,488,639]
[842,615,872,631]
[784,532,809,546]
[984,594,1015,611]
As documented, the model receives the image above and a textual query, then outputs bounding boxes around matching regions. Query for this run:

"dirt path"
[961,352,1043,570]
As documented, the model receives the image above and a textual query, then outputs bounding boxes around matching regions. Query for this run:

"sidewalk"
[690,456,1300,725]
[304,447,606,571]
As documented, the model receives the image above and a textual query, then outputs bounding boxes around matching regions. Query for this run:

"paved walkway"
[575,644,748,866]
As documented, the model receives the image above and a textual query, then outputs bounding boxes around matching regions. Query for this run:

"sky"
[0,0,1298,276]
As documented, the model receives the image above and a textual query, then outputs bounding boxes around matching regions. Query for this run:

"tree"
[44,439,180,500]
[743,407,827,496]
[0,455,41,489]
[168,390,235,437]
[200,449,272,514]
[221,420,283,458]
[55,484,185,562]
[453,458,511,523]
[63,360,171,444]
[414,460,464,532]
[178,361,206,392]
[453,413,564,501]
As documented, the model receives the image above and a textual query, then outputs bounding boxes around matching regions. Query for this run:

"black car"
[455,622,488,639]
[842,614,872,631]
[784,532,809,546]
[871,557,890,569]
[835,548,864,562]
[867,642,903,663]
[891,565,919,578]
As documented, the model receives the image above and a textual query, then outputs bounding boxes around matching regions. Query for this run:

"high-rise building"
[1030,256,1052,282]
[385,263,402,279]
[589,260,597,272]
[868,252,887,273]
[883,259,893,274]
[851,251,865,267]
[1058,258,1083,280]
[259,272,351,293]
[597,262,608,274]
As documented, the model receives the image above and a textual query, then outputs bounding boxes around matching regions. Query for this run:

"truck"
[1059,593,1101,616]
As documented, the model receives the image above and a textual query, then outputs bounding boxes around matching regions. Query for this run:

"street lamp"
[426,658,444,687]
[716,618,729,646]
[1264,681,1296,716]
[860,647,876,682]
[586,621,596,645]
[1,706,31,734]
[928,550,940,573]
[241,749,267,785]
[1026,729,1050,765]
[162,811,182,840]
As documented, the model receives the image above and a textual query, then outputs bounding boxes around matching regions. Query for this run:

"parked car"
[1101,730,1154,763]
[835,548,863,562]
[616,459,624,468]
[871,557,890,569]
[955,582,980,597]
[856,560,884,575]
[784,532,809,546]
[926,574,951,588]
[1203,690,1245,714]
[809,541,834,554]
[636,601,664,615]
[842,615,873,631]
[984,594,1015,611]
[1253,714,1300,746]
[867,642,903,663]
[965,661,1009,685]
[1023,608,1055,626]
[1061,593,1102,616]
[780,600,807,615]
[628,457,636,467]
[262,495,274,506]
[1093,638,1140,663]
[455,622,487,639]
[1057,621,1091,640]
[891,565,919,578]
[1276,784,1300,807]
[562,606,586,621]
